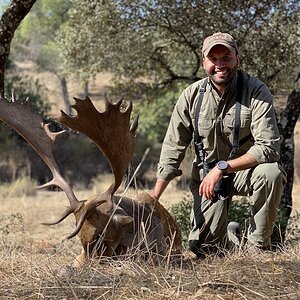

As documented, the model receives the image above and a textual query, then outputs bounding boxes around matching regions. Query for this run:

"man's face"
[203,45,239,90]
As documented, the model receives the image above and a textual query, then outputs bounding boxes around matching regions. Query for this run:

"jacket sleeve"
[247,83,281,163]
[156,88,194,180]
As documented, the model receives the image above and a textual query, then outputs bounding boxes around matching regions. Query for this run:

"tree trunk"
[83,80,89,97]
[272,88,300,245]
[0,0,36,97]
[60,76,71,114]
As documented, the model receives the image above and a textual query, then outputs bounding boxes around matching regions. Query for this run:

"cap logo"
[211,33,227,40]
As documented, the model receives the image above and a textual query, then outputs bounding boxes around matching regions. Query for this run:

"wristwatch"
[217,160,229,175]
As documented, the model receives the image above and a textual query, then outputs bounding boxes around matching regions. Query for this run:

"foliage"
[170,194,192,248]
[0,212,24,236]
[135,82,186,143]
[11,0,72,113]
[12,0,71,62]
[4,74,51,113]
[0,0,36,96]
[58,0,299,97]
[170,197,268,246]
[53,133,110,187]
[228,197,252,231]
[0,74,50,182]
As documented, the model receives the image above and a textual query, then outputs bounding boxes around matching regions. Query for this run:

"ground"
[0,187,299,299]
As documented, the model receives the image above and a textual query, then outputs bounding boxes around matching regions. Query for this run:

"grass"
[0,182,299,299]
[1,234,299,299]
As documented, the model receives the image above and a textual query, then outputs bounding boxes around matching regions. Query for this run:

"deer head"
[0,95,138,239]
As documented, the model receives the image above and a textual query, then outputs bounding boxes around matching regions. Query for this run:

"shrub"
[170,197,278,247]
[170,194,192,248]
[0,212,24,240]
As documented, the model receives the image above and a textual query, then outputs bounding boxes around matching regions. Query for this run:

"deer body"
[0,96,182,267]
[75,192,182,267]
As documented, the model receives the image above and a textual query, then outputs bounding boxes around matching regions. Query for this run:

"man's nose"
[214,59,226,68]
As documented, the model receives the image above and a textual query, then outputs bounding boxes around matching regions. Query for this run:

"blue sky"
[0,0,11,16]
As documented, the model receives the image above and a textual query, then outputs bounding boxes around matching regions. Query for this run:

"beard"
[206,62,238,88]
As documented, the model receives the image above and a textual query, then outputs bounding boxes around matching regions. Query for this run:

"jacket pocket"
[198,117,214,138]
[223,107,251,136]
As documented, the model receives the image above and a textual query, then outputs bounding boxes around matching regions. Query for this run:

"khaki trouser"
[188,162,286,256]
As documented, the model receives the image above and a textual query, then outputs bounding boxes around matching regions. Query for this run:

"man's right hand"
[151,178,170,202]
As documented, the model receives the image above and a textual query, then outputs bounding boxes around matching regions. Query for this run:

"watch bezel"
[217,160,228,174]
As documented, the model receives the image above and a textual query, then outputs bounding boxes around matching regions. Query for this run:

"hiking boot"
[227,221,242,250]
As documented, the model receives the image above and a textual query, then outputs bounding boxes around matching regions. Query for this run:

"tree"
[274,82,300,243]
[59,0,300,244]
[10,0,73,113]
[58,0,299,95]
[0,0,36,97]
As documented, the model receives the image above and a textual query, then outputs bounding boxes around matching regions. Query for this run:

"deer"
[0,95,182,268]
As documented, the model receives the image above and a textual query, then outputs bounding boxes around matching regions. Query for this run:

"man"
[151,32,286,257]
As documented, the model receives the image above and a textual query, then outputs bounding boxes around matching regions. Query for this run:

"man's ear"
[113,214,133,225]
[202,56,206,68]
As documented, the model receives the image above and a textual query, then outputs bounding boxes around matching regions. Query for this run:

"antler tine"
[130,115,139,132]
[41,205,79,226]
[66,198,108,239]
[0,97,83,225]
[11,89,15,102]
[57,96,138,234]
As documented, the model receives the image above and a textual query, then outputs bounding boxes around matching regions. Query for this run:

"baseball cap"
[202,32,238,57]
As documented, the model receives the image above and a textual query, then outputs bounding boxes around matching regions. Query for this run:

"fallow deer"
[0,95,182,267]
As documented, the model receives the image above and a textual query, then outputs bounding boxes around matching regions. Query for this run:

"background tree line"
[0,0,299,243]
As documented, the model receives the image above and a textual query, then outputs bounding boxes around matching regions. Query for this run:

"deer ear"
[113,214,133,225]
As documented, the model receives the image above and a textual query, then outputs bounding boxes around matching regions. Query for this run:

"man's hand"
[199,167,222,200]
[199,154,258,201]
[151,178,170,202]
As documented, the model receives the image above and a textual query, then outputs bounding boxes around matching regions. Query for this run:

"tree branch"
[0,0,36,97]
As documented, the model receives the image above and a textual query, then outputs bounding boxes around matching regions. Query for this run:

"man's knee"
[254,163,286,186]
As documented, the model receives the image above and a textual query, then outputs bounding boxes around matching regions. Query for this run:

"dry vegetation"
[0,64,299,299]
[0,182,299,300]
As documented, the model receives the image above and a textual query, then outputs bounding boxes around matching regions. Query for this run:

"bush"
[0,212,24,236]
[170,196,251,248]
[170,194,192,248]
[135,82,187,143]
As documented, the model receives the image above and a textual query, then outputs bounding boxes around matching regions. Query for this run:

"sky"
[0,0,11,16]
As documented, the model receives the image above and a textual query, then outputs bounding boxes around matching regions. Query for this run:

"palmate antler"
[0,95,138,239]
[57,96,138,238]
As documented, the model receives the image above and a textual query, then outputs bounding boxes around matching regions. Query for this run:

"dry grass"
[0,184,299,300]
[0,243,299,300]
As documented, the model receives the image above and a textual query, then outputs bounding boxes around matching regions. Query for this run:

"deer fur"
[74,192,182,268]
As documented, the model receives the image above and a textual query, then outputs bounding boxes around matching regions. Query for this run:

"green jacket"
[157,70,281,182]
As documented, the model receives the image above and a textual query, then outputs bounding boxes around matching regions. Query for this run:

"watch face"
[218,161,228,170]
